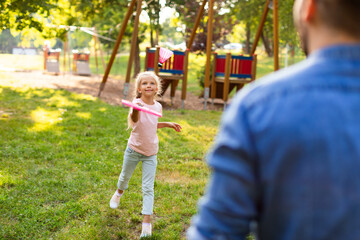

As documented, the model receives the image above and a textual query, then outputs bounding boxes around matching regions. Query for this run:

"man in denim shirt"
[188,0,360,239]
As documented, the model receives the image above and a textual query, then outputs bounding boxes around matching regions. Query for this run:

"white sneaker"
[140,223,152,238]
[109,190,122,209]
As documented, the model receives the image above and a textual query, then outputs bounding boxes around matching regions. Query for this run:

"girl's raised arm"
[130,109,140,123]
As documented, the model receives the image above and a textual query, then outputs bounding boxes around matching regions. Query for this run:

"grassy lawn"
[0,54,44,71]
[0,81,224,239]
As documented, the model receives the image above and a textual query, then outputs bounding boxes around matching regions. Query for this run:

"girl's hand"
[157,122,182,131]
[130,102,143,122]
[170,122,182,132]
[131,103,143,115]
[133,103,143,112]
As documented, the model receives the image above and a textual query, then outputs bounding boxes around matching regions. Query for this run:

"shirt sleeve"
[187,99,259,240]
[157,101,163,114]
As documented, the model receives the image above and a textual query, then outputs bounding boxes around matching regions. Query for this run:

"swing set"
[97,0,280,110]
[43,25,111,76]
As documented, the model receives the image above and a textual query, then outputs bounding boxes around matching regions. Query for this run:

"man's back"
[188,45,360,240]
[188,0,360,238]
[243,45,360,239]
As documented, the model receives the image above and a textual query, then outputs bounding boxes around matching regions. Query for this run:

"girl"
[110,71,182,238]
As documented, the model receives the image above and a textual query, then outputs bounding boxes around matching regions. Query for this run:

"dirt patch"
[0,70,225,111]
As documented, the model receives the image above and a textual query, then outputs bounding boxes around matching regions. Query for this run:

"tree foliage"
[0,0,298,54]
[0,0,55,32]
[165,0,238,51]
[143,0,161,46]
[0,29,19,53]
[229,0,297,55]
[68,0,148,50]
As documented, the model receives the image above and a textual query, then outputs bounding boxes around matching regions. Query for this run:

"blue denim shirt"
[187,45,360,240]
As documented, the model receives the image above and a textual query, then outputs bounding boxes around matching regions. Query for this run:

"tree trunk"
[155,28,159,46]
[261,31,273,57]
[244,23,251,54]
[150,20,154,47]
[155,16,160,46]
[134,36,141,77]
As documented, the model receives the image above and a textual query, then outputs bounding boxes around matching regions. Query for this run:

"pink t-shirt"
[127,98,162,156]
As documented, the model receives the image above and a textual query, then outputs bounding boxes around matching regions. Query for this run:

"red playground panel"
[144,47,189,108]
[211,52,257,104]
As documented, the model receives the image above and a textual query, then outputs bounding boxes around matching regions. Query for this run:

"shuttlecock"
[158,47,174,67]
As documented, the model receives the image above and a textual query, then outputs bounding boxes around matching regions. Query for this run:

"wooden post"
[63,39,67,75]
[44,49,47,71]
[251,55,258,81]
[251,0,270,55]
[93,32,99,75]
[98,0,137,97]
[92,27,106,71]
[144,47,149,71]
[95,35,106,71]
[210,52,217,99]
[273,0,279,70]
[187,0,207,50]
[222,53,231,103]
[154,46,160,75]
[123,0,143,99]
[204,0,214,110]
[181,49,189,109]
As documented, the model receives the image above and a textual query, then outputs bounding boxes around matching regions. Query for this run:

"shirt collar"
[309,44,360,61]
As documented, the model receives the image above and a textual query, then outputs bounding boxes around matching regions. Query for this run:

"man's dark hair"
[317,0,360,38]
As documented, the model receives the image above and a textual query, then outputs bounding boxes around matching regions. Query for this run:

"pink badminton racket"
[121,99,162,118]
[158,47,174,67]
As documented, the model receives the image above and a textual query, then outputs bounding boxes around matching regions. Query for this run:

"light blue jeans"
[117,146,157,215]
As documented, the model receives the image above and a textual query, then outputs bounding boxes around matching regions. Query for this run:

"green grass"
[256,53,306,78]
[88,54,136,77]
[0,81,223,239]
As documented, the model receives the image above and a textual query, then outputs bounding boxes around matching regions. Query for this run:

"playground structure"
[144,46,189,107]
[72,50,91,76]
[98,0,279,110]
[43,44,92,76]
[210,53,257,107]
[43,25,110,76]
[43,47,61,74]
[202,0,279,109]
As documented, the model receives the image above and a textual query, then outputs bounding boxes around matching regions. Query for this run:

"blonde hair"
[127,71,162,129]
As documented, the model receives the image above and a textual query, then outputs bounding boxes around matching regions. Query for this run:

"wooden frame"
[44,50,61,74]
[210,52,257,104]
[72,52,91,76]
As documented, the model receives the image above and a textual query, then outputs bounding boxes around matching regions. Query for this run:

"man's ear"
[304,0,317,22]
